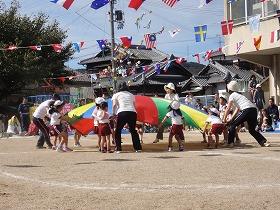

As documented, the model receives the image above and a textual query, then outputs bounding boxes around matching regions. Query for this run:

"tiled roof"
[180,62,205,75]
[79,47,168,65]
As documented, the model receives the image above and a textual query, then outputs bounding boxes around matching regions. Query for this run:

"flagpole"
[109,0,117,92]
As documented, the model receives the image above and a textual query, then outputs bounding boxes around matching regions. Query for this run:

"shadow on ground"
[3,165,42,168]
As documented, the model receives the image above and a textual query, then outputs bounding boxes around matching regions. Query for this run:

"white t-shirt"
[112,91,136,114]
[166,111,183,125]
[33,99,54,119]
[96,110,110,123]
[92,107,99,126]
[206,115,222,125]
[50,112,61,126]
[228,92,256,110]
[165,93,179,101]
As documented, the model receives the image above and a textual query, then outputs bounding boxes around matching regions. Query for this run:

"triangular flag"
[254,36,262,51]
[120,36,132,48]
[7,46,17,50]
[29,45,42,51]
[51,44,62,53]
[142,66,149,72]
[50,0,74,10]
[91,0,109,10]
[97,40,107,50]
[155,63,161,74]
[199,0,213,8]
[193,54,200,64]
[168,28,181,38]
[204,50,213,61]
[59,77,65,83]
[128,0,145,10]
[236,41,244,54]
[175,57,186,64]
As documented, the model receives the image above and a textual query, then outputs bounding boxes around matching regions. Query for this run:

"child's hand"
[158,123,163,128]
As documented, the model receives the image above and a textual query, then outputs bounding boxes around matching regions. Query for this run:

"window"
[227,0,280,24]
[247,0,262,18]
[231,0,246,23]
[264,0,279,16]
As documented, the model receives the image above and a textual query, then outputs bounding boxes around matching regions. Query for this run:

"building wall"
[69,87,95,99]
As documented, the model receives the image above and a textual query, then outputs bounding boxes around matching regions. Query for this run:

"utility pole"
[109,0,117,92]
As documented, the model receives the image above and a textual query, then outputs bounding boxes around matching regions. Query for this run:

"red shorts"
[169,124,184,140]
[210,124,225,135]
[98,123,111,136]
[93,126,99,135]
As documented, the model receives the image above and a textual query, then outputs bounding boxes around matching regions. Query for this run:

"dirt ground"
[0,131,280,210]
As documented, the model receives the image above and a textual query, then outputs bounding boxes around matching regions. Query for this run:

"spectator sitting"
[261,109,273,132]
[7,115,21,135]
[266,97,279,122]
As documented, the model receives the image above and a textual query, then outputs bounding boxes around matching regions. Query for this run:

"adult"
[32,94,61,149]
[213,93,220,110]
[248,75,257,101]
[254,84,265,110]
[153,83,179,143]
[266,97,279,122]
[223,81,269,147]
[18,97,31,133]
[184,92,196,108]
[112,82,142,153]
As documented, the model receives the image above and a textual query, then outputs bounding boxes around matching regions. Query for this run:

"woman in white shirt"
[223,81,269,147]
[112,82,142,153]
[154,82,179,143]
[32,93,61,149]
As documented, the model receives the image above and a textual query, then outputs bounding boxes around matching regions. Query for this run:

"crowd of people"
[1,78,279,152]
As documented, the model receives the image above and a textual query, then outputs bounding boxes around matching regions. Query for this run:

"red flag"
[59,77,65,83]
[175,57,186,64]
[221,20,233,35]
[29,46,42,51]
[128,0,144,10]
[193,54,200,64]
[204,50,213,61]
[120,36,132,48]
[52,44,62,53]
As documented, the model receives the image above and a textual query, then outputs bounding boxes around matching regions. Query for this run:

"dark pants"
[20,114,30,132]
[32,117,52,147]
[228,108,266,145]
[156,126,164,140]
[115,111,142,151]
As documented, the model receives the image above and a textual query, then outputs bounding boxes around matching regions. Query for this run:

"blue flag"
[194,25,207,42]
[97,40,106,50]
[155,63,161,74]
[91,0,109,10]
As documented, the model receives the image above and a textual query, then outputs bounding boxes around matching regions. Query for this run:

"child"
[92,97,105,151]
[49,100,71,152]
[261,109,273,132]
[7,115,21,135]
[160,100,185,152]
[73,129,82,147]
[203,108,224,149]
[135,121,144,143]
[96,102,113,153]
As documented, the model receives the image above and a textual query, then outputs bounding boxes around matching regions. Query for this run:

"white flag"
[168,28,181,38]
[90,74,97,83]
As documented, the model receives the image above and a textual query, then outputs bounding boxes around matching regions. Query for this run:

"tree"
[0,0,74,98]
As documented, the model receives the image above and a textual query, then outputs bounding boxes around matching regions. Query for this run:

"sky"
[2,0,224,69]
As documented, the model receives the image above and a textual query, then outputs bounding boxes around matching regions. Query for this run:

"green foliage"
[0,0,74,98]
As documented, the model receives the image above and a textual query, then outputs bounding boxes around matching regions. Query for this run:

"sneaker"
[52,146,57,150]
[168,147,172,152]
[135,150,142,153]
[153,139,159,143]
[36,146,46,149]
[179,146,184,152]
[234,140,242,146]
[63,147,73,152]
[261,142,270,147]
[115,150,121,154]
[47,145,53,149]
[56,147,65,152]
[74,143,82,147]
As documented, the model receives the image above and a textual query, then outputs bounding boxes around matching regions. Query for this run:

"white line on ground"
[1,170,280,192]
